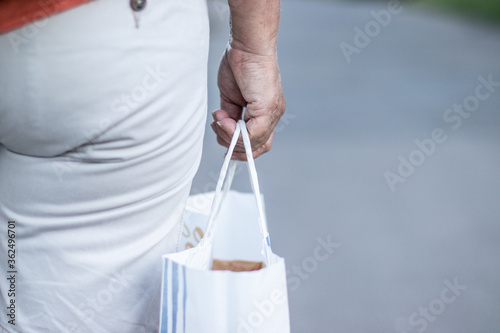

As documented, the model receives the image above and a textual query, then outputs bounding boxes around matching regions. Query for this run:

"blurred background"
[192,0,500,332]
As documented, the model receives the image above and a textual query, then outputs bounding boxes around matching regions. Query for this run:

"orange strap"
[0,0,93,34]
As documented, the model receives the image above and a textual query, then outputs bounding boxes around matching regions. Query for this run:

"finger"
[216,133,230,149]
[245,116,274,152]
[210,122,226,146]
[211,109,230,122]
[220,97,244,121]
[211,119,246,153]
[212,103,243,149]
[251,131,274,158]
[230,131,274,161]
[231,117,275,156]
[216,118,237,143]
[215,132,246,158]
[210,121,217,135]
[211,110,234,147]
[210,121,231,146]
[230,145,268,161]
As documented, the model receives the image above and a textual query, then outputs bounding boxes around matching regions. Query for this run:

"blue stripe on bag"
[160,261,169,333]
[266,235,272,248]
[183,266,187,332]
[161,262,187,333]
[172,262,179,332]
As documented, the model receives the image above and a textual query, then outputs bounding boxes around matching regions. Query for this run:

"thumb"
[211,109,238,148]
[217,117,238,138]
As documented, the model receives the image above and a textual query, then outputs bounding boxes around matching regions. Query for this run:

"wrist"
[228,39,277,58]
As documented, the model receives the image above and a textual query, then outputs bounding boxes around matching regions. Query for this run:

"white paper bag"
[159,120,290,333]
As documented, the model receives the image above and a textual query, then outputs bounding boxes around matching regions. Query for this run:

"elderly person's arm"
[211,0,285,160]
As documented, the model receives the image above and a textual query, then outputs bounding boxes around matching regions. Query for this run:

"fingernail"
[216,121,222,127]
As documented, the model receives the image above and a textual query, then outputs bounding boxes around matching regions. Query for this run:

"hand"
[210,44,286,160]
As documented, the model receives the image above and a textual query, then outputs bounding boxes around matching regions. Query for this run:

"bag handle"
[204,120,270,249]
[239,120,270,244]
[203,123,241,240]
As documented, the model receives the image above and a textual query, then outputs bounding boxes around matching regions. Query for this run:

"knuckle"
[281,99,287,113]
[217,136,228,147]
[263,142,272,153]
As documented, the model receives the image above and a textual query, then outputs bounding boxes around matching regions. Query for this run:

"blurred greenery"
[328,0,500,23]
[417,0,500,23]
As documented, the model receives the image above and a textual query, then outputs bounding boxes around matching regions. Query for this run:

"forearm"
[228,0,280,56]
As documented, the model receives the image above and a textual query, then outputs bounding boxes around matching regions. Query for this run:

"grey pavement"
[192,1,500,332]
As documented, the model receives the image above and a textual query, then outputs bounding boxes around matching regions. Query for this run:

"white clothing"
[0,0,209,332]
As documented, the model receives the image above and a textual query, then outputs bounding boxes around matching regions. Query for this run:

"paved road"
[193,1,500,332]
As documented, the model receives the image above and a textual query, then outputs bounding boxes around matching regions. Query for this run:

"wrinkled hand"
[210,45,286,160]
